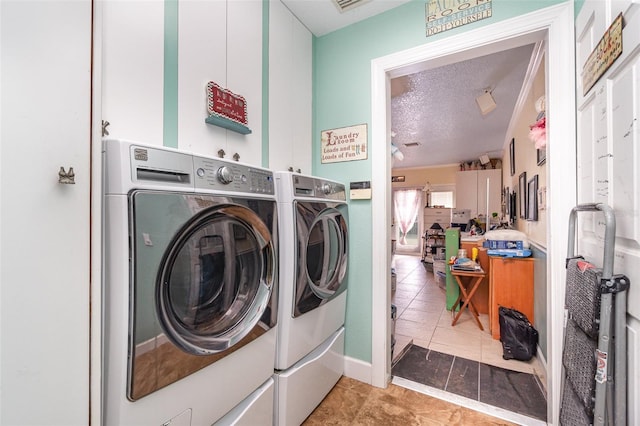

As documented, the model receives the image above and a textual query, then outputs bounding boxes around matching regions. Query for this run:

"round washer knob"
[217,166,234,184]
[321,183,332,194]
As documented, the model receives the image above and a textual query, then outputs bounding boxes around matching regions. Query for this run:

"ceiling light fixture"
[476,89,497,115]
[403,142,420,148]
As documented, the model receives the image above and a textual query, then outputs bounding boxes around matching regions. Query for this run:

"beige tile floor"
[391,254,547,388]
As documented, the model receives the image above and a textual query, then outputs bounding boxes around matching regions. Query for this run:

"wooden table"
[450,268,486,330]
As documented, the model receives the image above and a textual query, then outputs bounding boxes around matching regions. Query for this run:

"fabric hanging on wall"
[393,189,421,244]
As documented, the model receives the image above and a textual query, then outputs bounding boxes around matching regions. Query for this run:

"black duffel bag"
[499,307,538,361]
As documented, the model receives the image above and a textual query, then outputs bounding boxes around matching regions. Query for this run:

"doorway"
[369,5,577,425]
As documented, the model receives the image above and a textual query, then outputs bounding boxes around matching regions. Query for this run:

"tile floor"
[391,254,547,385]
[305,254,549,425]
[393,346,547,422]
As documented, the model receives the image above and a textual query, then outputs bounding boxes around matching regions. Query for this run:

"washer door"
[156,203,275,354]
[294,201,348,317]
[128,191,277,400]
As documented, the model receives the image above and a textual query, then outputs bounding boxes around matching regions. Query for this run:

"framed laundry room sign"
[321,124,367,164]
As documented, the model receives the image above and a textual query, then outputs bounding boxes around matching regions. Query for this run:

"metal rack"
[422,228,445,265]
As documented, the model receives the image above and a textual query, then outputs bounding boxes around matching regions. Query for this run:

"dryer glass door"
[294,202,348,317]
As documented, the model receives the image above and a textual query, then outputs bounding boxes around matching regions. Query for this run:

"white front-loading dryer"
[103,139,278,425]
[273,172,348,425]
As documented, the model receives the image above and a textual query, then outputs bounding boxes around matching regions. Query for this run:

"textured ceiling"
[391,43,536,169]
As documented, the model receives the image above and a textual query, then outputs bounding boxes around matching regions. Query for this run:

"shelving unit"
[422,229,445,264]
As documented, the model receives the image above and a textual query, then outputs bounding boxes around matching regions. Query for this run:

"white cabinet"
[102,0,166,144]
[269,0,312,173]
[2,2,91,423]
[178,0,263,165]
[455,169,502,219]
[424,207,452,230]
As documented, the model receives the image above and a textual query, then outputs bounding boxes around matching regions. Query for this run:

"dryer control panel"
[193,156,275,195]
[292,174,346,201]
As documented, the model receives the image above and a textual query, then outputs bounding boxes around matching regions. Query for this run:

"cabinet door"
[269,1,312,173]
[489,257,534,339]
[477,169,502,219]
[102,0,165,143]
[2,2,91,423]
[455,171,478,217]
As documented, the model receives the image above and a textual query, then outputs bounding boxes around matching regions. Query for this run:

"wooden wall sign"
[321,124,367,164]
[582,13,623,96]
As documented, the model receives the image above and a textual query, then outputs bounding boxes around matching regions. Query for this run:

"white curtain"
[393,189,421,244]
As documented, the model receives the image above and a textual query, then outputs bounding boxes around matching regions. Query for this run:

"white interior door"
[575,1,640,423]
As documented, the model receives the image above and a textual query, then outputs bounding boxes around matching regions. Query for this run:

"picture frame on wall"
[509,138,516,176]
[537,146,546,165]
[528,175,539,221]
[519,172,527,219]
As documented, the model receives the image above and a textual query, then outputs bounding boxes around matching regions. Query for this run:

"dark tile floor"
[393,345,547,422]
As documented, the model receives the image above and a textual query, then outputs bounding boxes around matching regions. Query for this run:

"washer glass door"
[128,191,276,400]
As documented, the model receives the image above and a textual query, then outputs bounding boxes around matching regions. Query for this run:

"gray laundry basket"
[560,204,630,426]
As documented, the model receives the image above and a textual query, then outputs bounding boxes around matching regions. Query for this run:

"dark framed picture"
[509,138,516,176]
[510,191,517,223]
[519,172,527,219]
[528,175,539,221]
[504,187,510,219]
[537,146,546,165]
[391,175,405,183]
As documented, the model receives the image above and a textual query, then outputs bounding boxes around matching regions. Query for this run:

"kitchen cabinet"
[489,256,534,339]
[455,169,502,220]
[269,0,312,173]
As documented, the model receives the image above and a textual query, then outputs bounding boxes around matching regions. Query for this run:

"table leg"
[451,275,485,330]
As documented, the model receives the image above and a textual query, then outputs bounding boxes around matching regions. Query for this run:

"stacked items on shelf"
[483,229,532,258]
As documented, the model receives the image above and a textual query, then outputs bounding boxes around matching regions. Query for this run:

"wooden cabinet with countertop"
[488,256,534,340]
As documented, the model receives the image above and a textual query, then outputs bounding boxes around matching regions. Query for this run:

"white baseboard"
[343,355,374,386]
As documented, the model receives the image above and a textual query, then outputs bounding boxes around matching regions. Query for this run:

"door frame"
[370,3,575,424]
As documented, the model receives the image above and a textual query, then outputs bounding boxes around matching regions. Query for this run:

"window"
[428,184,455,208]
[430,191,453,208]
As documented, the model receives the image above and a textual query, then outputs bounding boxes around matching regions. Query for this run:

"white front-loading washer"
[273,172,348,426]
[103,139,278,425]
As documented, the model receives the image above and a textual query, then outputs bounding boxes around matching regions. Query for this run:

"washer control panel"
[193,156,274,195]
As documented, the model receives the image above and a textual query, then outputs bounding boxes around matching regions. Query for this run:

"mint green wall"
[313,0,567,363]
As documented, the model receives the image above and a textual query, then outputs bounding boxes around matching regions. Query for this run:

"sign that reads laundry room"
[321,124,367,164]
[425,0,492,37]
